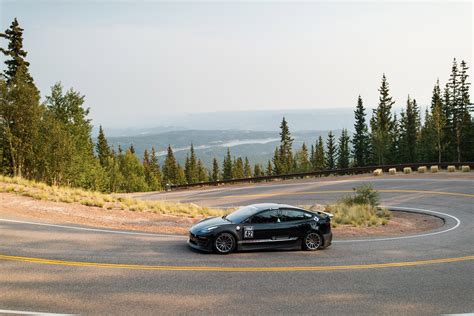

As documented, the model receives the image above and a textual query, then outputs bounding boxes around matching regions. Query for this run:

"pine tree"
[370,74,395,165]
[278,117,294,174]
[459,60,472,160]
[176,163,186,185]
[96,125,110,167]
[326,131,336,169]
[184,144,198,184]
[399,96,421,163]
[149,147,162,190]
[337,129,350,168]
[314,136,326,170]
[309,144,316,170]
[266,160,273,176]
[222,148,233,180]
[232,157,244,179]
[272,147,282,175]
[0,18,33,83]
[129,144,135,154]
[143,148,161,191]
[0,18,41,178]
[162,145,178,185]
[352,95,370,167]
[211,158,220,182]
[253,164,263,177]
[243,157,252,178]
[197,159,208,182]
[119,149,148,192]
[389,113,401,164]
[296,143,310,172]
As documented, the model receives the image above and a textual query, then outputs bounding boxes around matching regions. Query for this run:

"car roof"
[245,203,304,212]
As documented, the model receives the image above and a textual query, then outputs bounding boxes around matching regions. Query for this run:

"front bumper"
[188,232,213,252]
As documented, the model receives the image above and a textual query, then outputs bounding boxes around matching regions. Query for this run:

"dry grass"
[403,167,412,174]
[373,169,383,176]
[417,166,427,173]
[388,168,397,175]
[430,165,439,173]
[325,184,391,227]
[0,175,225,218]
[325,203,391,227]
[461,165,470,172]
[447,165,456,172]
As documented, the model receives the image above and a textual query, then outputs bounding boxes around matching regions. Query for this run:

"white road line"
[0,218,186,239]
[0,206,461,243]
[333,206,461,243]
[0,309,75,315]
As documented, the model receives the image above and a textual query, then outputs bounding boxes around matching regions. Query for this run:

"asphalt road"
[0,174,473,315]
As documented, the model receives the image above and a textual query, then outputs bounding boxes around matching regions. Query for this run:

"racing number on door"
[244,226,254,238]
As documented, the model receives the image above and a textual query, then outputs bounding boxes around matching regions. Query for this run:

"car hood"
[190,216,230,233]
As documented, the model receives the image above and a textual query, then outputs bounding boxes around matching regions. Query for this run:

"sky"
[0,1,472,128]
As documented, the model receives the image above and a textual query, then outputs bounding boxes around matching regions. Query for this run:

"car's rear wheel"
[214,232,236,254]
[302,231,322,251]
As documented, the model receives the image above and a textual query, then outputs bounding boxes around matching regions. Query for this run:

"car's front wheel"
[302,231,322,251]
[213,232,236,254]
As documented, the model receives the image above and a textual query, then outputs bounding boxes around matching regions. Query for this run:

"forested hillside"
[0,19,472,193]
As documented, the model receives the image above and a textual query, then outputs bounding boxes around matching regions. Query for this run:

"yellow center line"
[0,254,472,272]
[220,189,474,199]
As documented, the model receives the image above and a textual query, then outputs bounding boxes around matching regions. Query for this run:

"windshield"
[225,205,258,223]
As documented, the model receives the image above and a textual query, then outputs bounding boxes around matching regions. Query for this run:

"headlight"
[199,226,218,234]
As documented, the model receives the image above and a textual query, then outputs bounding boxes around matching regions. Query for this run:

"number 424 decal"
[243,226,254,238]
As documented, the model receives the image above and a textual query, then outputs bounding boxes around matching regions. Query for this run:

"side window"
[280,209,312,222]
[250,210,279,224]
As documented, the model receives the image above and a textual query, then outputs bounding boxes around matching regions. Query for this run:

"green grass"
[0,175,225,218]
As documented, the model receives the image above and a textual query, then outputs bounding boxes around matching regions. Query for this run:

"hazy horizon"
[1,1,472,128]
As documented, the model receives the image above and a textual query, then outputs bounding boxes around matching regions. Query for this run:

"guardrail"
[169,162,474,190]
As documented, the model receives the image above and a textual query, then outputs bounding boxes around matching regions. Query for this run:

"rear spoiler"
[316,211,334,219]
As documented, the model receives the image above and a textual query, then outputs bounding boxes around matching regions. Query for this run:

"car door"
[242,209,280,243]
[279,209,313,238]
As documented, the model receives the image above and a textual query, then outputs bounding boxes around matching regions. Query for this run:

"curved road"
[0,174,473,315]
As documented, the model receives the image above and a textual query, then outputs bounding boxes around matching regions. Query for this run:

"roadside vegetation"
[0,175,225,218]
[325,185,391,228]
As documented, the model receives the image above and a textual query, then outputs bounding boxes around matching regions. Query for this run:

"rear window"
[280,209,313,222]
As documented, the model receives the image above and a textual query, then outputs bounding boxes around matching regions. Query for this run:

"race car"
[188,203,332,254]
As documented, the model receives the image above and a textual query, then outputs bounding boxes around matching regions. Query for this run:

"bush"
[389,168,396,175]
[418,166,427,173]
[341,184,379,207]
[447,165,456,172]
[327,184,391,227]
[430,166,439,173]
[462,165,470,172]
[403,167,412,174]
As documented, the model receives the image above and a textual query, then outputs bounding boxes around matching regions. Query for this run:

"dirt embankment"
[0,192,443,237]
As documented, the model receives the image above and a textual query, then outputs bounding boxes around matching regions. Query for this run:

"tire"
[213,232,236,254]
[302,231,323,251]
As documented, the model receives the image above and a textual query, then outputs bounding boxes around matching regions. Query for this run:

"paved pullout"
[0,175,473,315]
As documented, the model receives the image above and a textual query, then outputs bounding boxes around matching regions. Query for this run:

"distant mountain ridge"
[97,108,356,137]
[106,129,344,168]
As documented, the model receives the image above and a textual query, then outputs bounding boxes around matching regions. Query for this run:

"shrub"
[447,165,456,172]
[430,166,439,173]
[403,167,412,174]
[461,165,470,172]
[388,168,396,175]
[341,184,379,207]
[418,166,427,173]
[373,169,383,176]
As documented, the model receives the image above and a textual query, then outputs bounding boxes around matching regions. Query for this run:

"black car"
[188,203,332,254]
